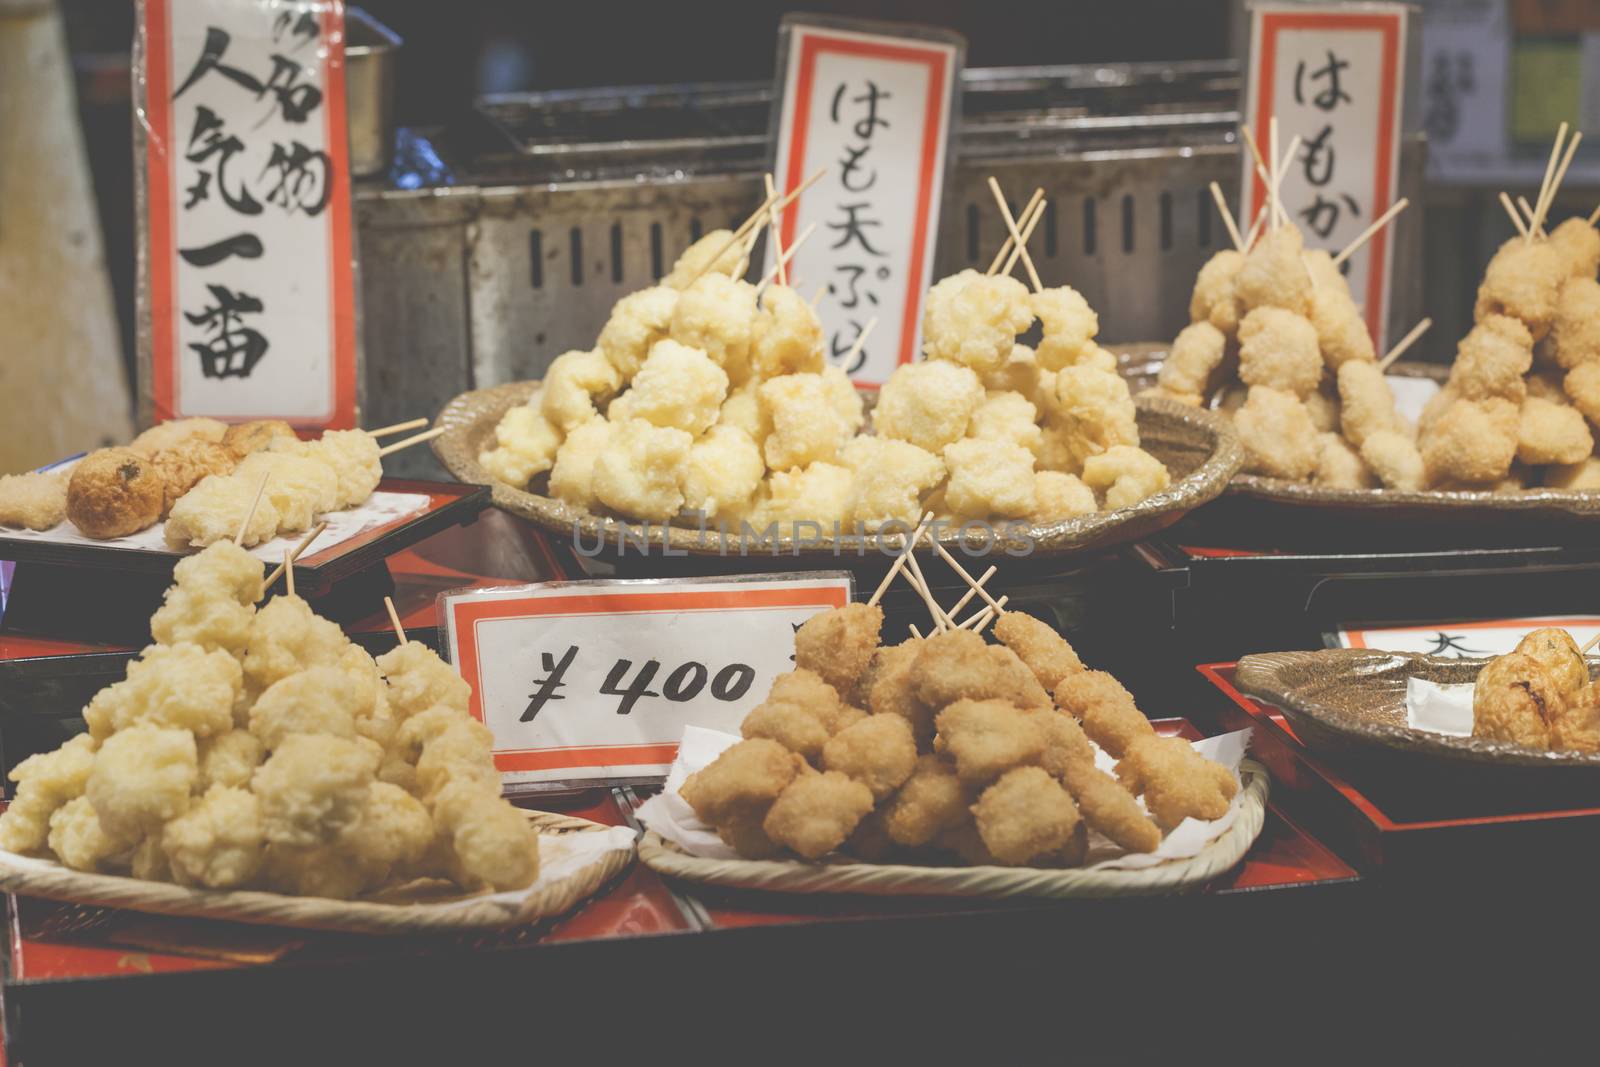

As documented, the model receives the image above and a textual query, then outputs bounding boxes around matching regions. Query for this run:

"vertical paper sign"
[137,0,358,428]
[1242,2,1408,350]
[769,16,963,388]
[442,575,852,787]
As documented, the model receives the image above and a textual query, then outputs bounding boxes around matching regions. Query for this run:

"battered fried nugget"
[598,286,679,380]
[0,734,97,854]
[162,785,265,889]
[751,284,824,378]
[943,438,1037,519]
[627,339,730,436]
[198,729,264,790]
[1360,430,1426,491]
[873,360,985,453]
[1550,276,1600,370]
[794,603,883,697]
[260,842,372,900]
[1451,315,1533,400]
[1234,386,1319,480]
[821,714,917,799]
[1161,321,1228,398]
[1336,360,1410,448]
[1022,706,1095,779]
[840,436,945,530]
[1472,651,1561,749]
[680,738,804,826]
[146,440,237,514]
[868,638,935,747]
[993,610,1083,693]
[130,417,227,455]
[933,699,1046,784]
[1552,679,1600,754]
[682,425,763,521]
[243,595,351,692]
[82,642,241,741]
[1235,224,1313,314]
[990,646,1052,709]
[234,449,339,532]
[1514,628,1588,698]
[1031,470,1098,521]
[1057,756,1161,853]
[47,796,129,872]
[1115,735,1237,831]
[1549,216,1600,280]
[913,629,1023,709]
[1238,307,1322,398]
[150,540,262,654]
[670,274,758,385]
[1304,386,1341,434]
[340,780,434,875]
[67,447,165,538]
[968,390,1044,456]
[1563,361,1600,428]
[252,734,381,847]
[1475,236,1565,340]
[1421,397,1519,485]
[880,754,969,847]
[163,472,282,549]
[761,771,874,859]
[429,780,541,891]
[740,700,831,762]
[1054,364,1140,453]
[547,417,613,511]
[1518,396,1594,465]
[0,468,68,530]
[249,665,366,749]
[714,808,786,859]
[1545,456,1600,490]
[1054,669,1154,758]
[375,640,471,724]
[541,348,624,433]
[1189,249,1244,334]
[298,429,383,510]
[222,419,298,459]
[592,418,692,521]
[921,270,1034,374]
[1309,285,1376,370]
[414,717,498,800]
[87,725,197,839]
[972,766,1081,865]
[1080,445,1171,509]
[750,462,853,527]
[1314,432,1377,489]
[758,372,854,470]
[662,229,744,290]
[1032,285,1100,372]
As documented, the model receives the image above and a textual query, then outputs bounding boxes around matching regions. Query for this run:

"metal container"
[345,6,400,178]
[355,61,1424,477]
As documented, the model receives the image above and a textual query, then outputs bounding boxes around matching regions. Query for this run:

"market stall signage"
[136,0,359,429]
[768,16,964,388]
[1336,616,1600,656]
[441,575,852,787]
[1242,2,1408,350]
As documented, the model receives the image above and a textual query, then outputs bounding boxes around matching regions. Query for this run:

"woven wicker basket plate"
[1235,649,1600,769]
[0,812,636,935]
[431,381,1242,559]
[637,760,1268,899]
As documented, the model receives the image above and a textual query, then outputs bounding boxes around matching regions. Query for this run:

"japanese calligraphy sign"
[1336,616,1600,656]
[441,574,852,788]
[1242,2,1409,351]
[768,16,963,387]
[136,0,358,429]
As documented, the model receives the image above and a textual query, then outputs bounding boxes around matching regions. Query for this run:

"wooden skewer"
[1208,182,1245,253]
[1500,192,1530,238]
[366,417,427,439]
[1528,122,1569,245]
[1243,201,1268,250]
[904,549,949,632]
[377,426,446,458]
[1588,202,1600,227]
[283,548,295,597]
[384,596,407,645]
[1001,199,1048,277]
[757,223,817,290]
[985,189,1044,275]
[262,521,328,592]
[1542,130,1584,235]
[945,564,997,621]
[1377,318,1432,372]
[1332,197,1409,268]
[908,622,924,640]
[841,317,878,367]
[809,284,828,309]
[987,177,1043,292]
[687,169,826,286]
[971,596,1009,635]
[1516,194,1538,229]
[1271,131,1302,233]
[929,537,1006,615]
[764,174,787,287]
[1581,631,1600,655]
[1239,123,1273,195]
[866,512,933,608]
[1268,117,1281,229]
[234,472,270,546]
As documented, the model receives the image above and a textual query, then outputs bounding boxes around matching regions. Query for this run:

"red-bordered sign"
[140,0,358,429]
[770,18,963,387]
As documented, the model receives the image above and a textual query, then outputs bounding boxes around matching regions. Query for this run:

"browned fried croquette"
[679,738,804,826]
[972,766,1081,865]
[761,771,874,859]
[66,448,166,539]
[793,602,884,697]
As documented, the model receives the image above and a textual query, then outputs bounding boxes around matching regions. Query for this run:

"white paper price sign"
[441,574,852,787]
[768,16,963,388]
[1336,616,1600,656]
[1242,3,1408,351]
[136,0,359,429]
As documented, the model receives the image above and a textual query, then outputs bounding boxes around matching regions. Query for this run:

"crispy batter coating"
[1022,706,1095,779]
[1161,321,1228,398]
[1417,383,1459,439]
[1054,669,1154,759]
[749,461,853,527]
[1563,361,1600,428]
[222,419,297,459]
[1081,445,1171,509]
[741,700,831,762]
[993,610,1084,692]
[759,372,853,470]
[234,450,339,532]
[1236,225,1313,314]
[1058,756,1160,853]
[150,540,262,654]
[680,738,804,826]
[1238,307,1322,398]
[1551,276,1600,370]
[662,229,744,290]
[718,382,771,449]
[430,780,541,891]
[751,284,824,378]
[821,365,866,435]
[1054,364,1140,454]
[682,425,764,520]
[793,603,883,697]
[598,285,679,380]
[1031,285,1100,371]
[943,438,1037,519]
[1031,470,1098,521]
[1189,249,1243,334]
[0,734,98,854]
[542,349,624,433]
[248,665,364,749]
[47,795,129,872]
[627,339,730,436]
[840,436,944,530]
[1314,432,1377,489]
[1309,285,1375,372]
[1235,386,1319,480]
[1452,315,1534,400]
[68,448,166,539]
[670,274,757,385]
[340,780,433,875]
[1336,358,1410,450]
[1420,397,1519,486]
[198,729,264,790]
[991,646,1052,709]
[375,640,471,724]
[934,699,1046,784]
[0,468,68,530]
[1360,430,1426,491]
[1549,216,1600,280]
[547,417,613,511]
[479,402,564,490]
[162,785,265,888]
[1546,456,1600,489]
[163,471,281,549]
[592,418,691,520]
[1552,679,1600,754]
[414,716,497,800]
[1475,236,1565,340]
[880,754,968,847]
[1304,386,1341,434]
[972,766,1080,865]
[821,714,917,799]
[87,725,197,839]
[761,770,874,859]
[1115,735,1237,830]
[715,808,786,859]
[1472,651,1561,749]
[243,595,349,692]
[1511,628,1587,701]
[131,418,228,455]
[1518,395,1594,465]
[920,270,1034,374]
[298,429,383,510]
[968,390,1043,456]
[912,629,1036,711]
[252,733,381,847]
[83,642,240,742]
[868,638,935,748]
[151,441,238,514]
[873,360,985,454]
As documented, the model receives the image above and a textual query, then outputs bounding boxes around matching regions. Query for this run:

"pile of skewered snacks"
[0,540,542,899]
[1150,122,1431,490]
[479,174,1171,531]
[0,417,440,545]
[1472,627,1600,752]
[678,528,1237,865]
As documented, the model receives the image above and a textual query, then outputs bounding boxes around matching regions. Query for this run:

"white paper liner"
[1,490,430,562]
[1405,677,1475,737]
[637,725,1254,871]
[0,823,637,912]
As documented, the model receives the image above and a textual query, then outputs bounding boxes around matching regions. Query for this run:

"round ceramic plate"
[431,380,1243,558]
[1234,648,1600,770]
[1118,347,1600,522]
